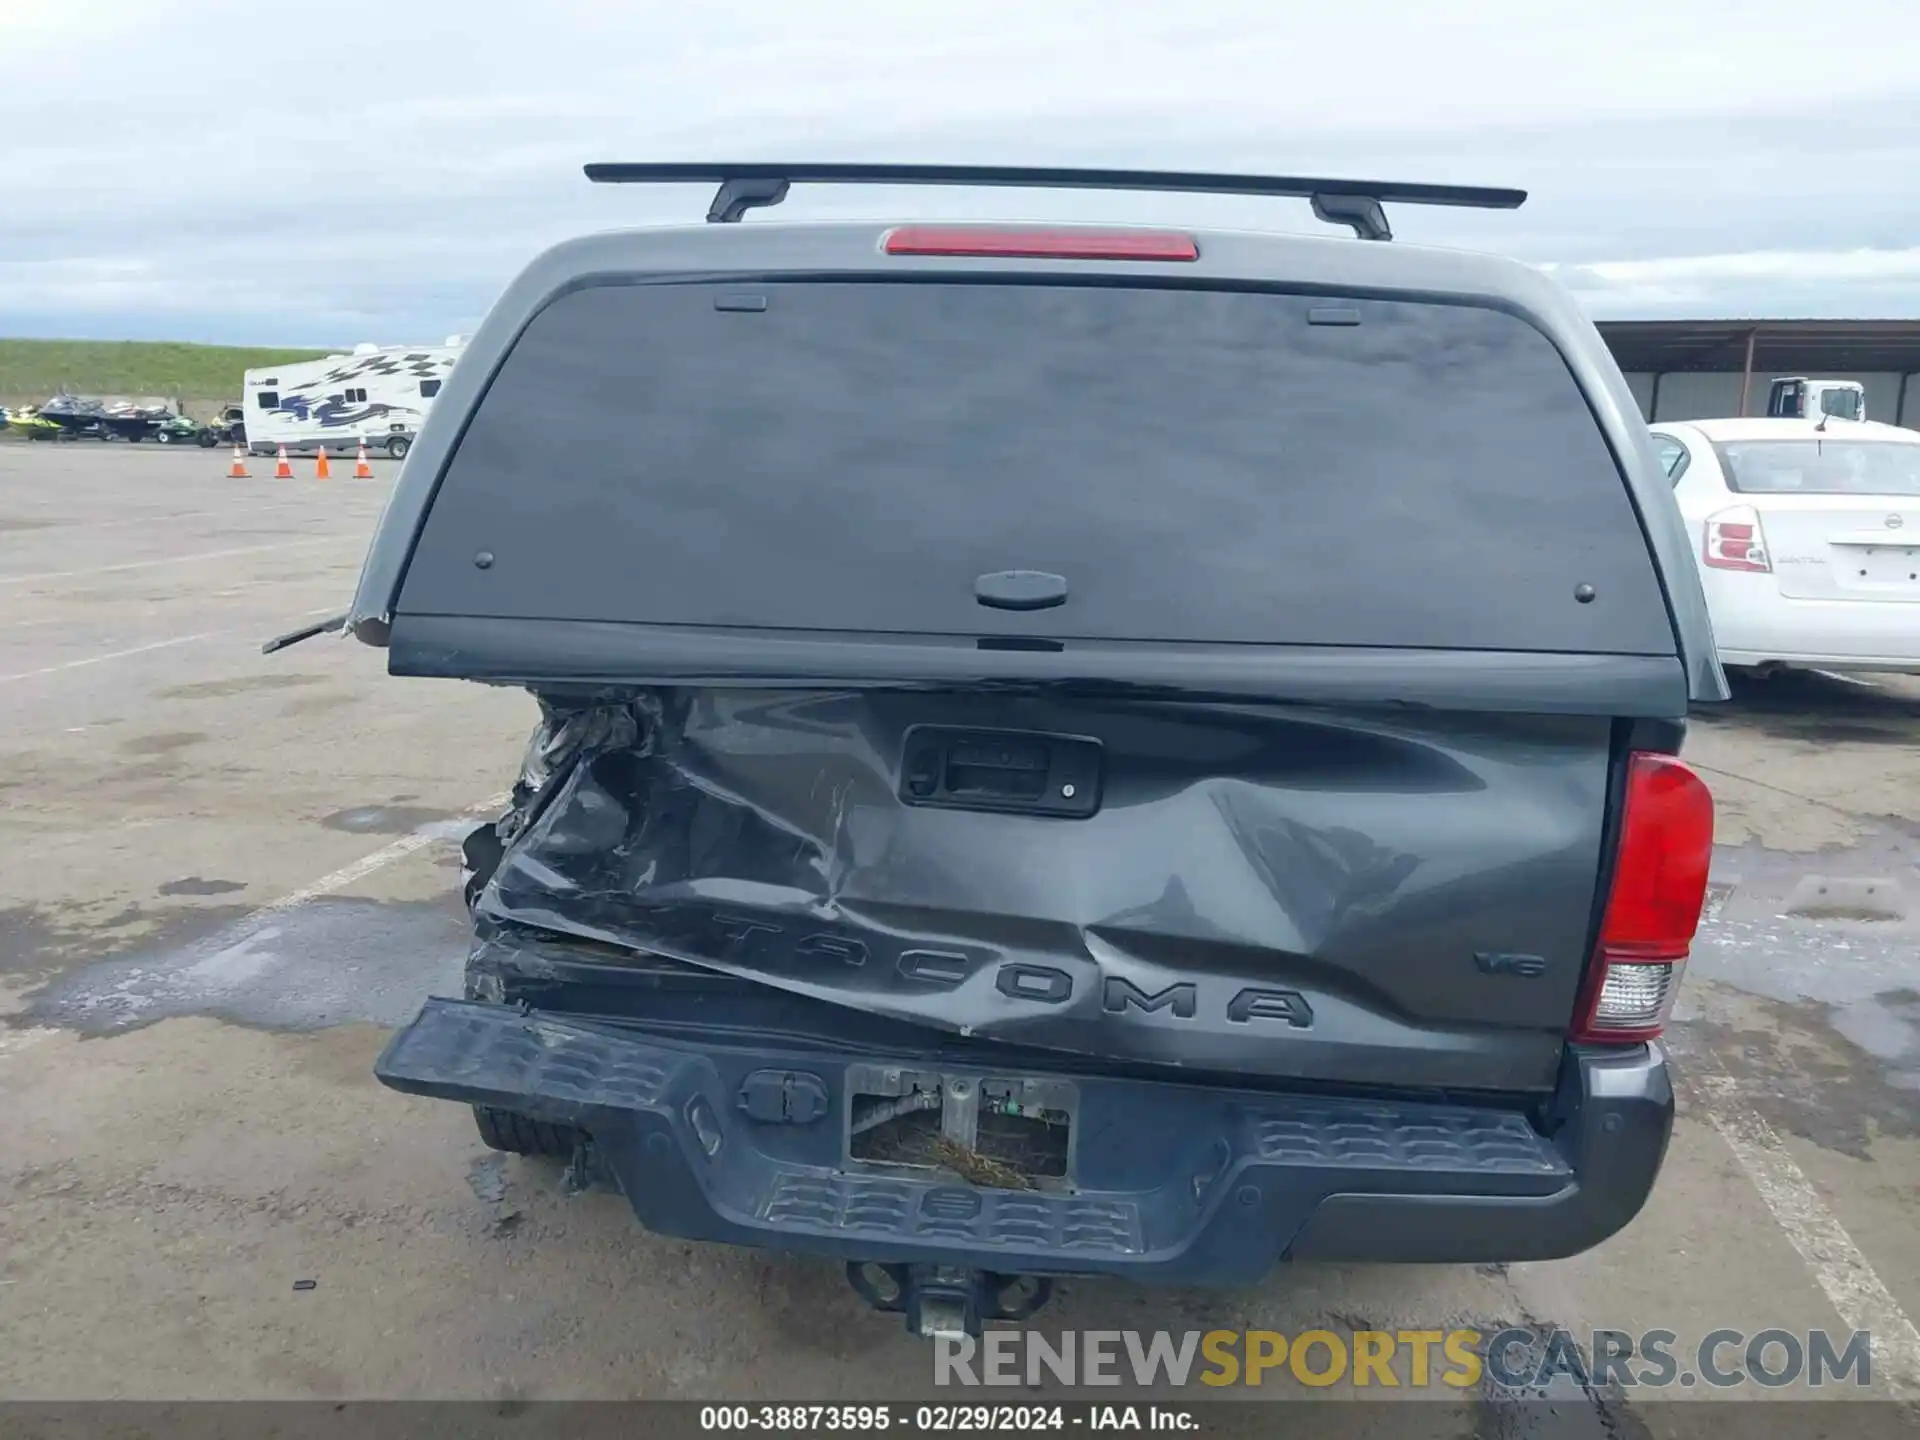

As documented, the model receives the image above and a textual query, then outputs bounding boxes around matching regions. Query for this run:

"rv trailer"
[243,339,466,460]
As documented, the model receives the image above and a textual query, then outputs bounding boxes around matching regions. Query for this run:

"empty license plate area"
[846,1065,1077,1192]
[1837,543,1920,593]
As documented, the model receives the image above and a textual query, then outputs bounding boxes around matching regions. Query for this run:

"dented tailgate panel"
[479,690,1613,1093]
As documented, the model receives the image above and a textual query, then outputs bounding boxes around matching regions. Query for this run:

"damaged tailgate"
[474,689,1617,1094]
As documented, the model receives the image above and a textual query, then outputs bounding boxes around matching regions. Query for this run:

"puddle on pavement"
[0,900,250,984]
[1660,799,1920,1144]
[157,877,246,897]
[1692,668,1920,748]
[119,730,209,756]
[320,805,458,835]
[22,895,471,1035]
[1689,901,1918,1105]
[1683,987,1920,1158]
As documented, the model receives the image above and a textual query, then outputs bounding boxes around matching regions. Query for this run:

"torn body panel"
[475,688,1616,1094]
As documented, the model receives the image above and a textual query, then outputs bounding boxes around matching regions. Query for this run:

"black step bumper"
[375,998,1671,1283]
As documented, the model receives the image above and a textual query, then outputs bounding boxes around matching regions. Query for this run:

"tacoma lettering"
[663,907,1317,1028]
[1103,977,1198,1019]
[996,963,1074,1005]
[793,933,868,967]
[1226,988,1315,1028]
[898,949,976,985]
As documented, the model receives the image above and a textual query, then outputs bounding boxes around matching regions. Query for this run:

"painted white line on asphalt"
[249,792,508,921]
[0,632,219,683]
[0,509,223,534]
[0,606,344,685]
[0,536,351,587]
[1676,1039,1920,1396]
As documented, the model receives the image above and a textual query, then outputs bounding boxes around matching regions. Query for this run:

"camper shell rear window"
[397,279,1675,655]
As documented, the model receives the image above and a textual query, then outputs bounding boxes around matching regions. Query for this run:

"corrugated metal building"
[1598,320,1920,430]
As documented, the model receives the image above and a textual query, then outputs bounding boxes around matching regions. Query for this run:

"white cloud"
[1583,250,1920,286]
[1544,248,1920,317]
[4,0,1920,339]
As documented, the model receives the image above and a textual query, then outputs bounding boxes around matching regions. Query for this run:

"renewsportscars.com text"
[933,1327,1875,1391]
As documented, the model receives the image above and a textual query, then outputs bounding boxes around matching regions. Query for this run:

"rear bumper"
[1704,582,1920,669]
[1719,647,1920,673]
[376,998,1672,1283]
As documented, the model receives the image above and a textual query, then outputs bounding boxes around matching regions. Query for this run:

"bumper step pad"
[377,998,1602,1280]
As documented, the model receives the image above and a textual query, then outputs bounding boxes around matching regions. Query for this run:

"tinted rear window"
[401,280,1674,654]
[1716,439,1920,497]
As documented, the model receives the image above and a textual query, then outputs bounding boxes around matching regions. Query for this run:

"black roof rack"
[583,162,1526,241]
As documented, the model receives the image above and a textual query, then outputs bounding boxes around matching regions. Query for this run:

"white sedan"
[1650,417,1920,673]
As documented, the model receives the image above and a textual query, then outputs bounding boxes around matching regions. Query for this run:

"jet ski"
[97,399,177,442]
[8,407,66,441]
[38,393,109,439]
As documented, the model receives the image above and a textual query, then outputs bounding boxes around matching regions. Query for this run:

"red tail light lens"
[1703,505,1772,573]
[883,226,1199,261]
[1572,753,1714,1043]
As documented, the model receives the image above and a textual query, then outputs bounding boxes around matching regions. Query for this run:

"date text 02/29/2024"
[698,1405,1197,1432]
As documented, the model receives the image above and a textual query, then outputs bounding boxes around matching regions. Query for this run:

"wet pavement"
[26,895,473,1034]
[0,443,1916,1429]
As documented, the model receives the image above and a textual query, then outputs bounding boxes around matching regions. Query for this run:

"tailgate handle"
[976,570,1067,611]
[901,726,1102,818]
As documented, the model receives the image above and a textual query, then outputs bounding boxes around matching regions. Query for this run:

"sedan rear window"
[1715,440,1920,496]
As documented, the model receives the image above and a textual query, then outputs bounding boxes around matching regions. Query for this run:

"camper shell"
[342,166,1725,1337]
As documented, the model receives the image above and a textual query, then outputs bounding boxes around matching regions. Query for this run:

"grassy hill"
[0,339,330,407]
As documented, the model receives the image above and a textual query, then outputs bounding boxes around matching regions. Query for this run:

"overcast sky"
[4,0,1918,345]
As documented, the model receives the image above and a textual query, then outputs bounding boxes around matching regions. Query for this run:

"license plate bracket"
[846,1064,1079,1191]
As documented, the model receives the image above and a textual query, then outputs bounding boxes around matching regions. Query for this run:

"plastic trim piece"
[387,613,1692,717]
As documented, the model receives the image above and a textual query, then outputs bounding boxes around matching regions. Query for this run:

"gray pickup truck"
[329,164,1725,1338]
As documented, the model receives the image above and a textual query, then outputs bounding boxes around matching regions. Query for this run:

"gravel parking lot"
[2,443,1916,1428]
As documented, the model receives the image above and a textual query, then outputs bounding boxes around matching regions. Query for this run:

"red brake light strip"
[883,227,1199,262]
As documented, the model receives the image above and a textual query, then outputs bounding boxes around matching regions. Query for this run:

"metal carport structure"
[1596,319,1920,426]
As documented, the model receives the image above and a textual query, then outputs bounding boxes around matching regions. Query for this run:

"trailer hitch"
[846,1262,1053,1338]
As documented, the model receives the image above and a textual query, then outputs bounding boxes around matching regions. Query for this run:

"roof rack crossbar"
[583,163,1526,241]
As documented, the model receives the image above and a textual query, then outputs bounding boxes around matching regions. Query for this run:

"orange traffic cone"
[274,445,293,479]
[228,444,250,478]
[315,446,331,481]
[354,442,373,480]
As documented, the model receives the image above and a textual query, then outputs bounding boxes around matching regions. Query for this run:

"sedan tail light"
[1703,505,1772,573]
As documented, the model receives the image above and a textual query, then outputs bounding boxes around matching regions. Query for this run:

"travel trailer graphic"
[243,338,465,459]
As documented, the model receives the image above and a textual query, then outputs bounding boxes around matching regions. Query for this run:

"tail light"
[1703,505,1772,573]
[883,226,1199,261]
[1572,754,1714,1044]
